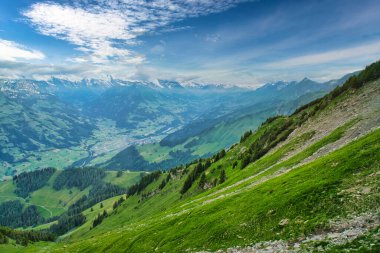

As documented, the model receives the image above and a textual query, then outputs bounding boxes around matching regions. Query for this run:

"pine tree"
[116,171,123,177]
[219,169,226,184]
[241,155,251,169]
[0,232,8,244]
[180,177,193,194]
[198,173,206,189]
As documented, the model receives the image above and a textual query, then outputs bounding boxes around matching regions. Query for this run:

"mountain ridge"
[102,74,352,171]
[0,72,357,93]
[1,72,355,177]
[0,61,377,252]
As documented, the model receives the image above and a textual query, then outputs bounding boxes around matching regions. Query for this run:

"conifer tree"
[198,173,206,189]
[219,169,226,184]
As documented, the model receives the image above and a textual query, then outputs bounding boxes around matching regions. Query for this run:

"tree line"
[127,171,161,196]
[92,210,108,228]
[13,167,56,198]
[53,167,106,191]
[0,200,44,228]
[1,167,132,238]
[50,180,127,235]
[180,159,212,194]
[0,226,55,246]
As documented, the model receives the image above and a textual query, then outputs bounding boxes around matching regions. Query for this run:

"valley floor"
[1,67,379,253]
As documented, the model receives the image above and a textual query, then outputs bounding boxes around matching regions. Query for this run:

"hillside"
[0,76,347,177]
[0,168,141,232]
[1,62,378,252]
[102,76,350,171]
[0,90,95,177]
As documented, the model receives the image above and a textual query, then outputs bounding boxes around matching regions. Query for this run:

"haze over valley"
[0,0,379,252]
[0,74,354,178]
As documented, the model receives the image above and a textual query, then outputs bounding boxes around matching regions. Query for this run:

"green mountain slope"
[1,62,379,252]
[0,169,141,228]
[104,73,355,172]
[1,75,349,176]
[103,90,330,171]
[0,93,96,177]
[45,128,379,253]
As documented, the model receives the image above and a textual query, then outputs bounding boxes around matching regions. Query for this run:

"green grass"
[0,242,53,253]
[325,228,380,252]
[103,171,142,188]
[0,170,142,220]
[137,143,181,163]
[2,71,379,252]
[0,180,17,202]
[135,112,266,165]
[60,194,127,241]
[2,126,378,252]
[0,117,166,176]
[10,118,373,252]
[191,115,264,156]
[34,126,379,253]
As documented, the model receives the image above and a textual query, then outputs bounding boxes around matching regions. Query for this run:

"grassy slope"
[3,76,376,252]
[87,129,380,252]
[2,73,379,252]
[0,96,95,177]
[110,91,326,169]
[8,121,378,253]
[0,170,141,220]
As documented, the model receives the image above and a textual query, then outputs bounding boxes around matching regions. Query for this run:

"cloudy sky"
[0,0,380,86]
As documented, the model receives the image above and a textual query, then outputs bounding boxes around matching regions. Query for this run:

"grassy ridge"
[0,170,141,220]
[43,63,378,252]
[1,62,379,252]
[105,89,333,171]
[29,122,379,253]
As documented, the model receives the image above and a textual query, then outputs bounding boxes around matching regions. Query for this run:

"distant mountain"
[253,76,350,100]
[157,80,184,89]
[103,74,351,171]
[0,87,94,167]
[0,72,357,177]
[0,77,253,177]
[1,62,378,252]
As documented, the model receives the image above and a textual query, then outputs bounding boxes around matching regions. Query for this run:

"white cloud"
[23,3,133,63]
[266,40,380,68]
[0,39,44,61]
[23,0,252,65]
[205,33,222,43]
[0,59,139,81]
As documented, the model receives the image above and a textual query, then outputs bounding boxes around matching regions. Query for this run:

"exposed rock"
[362,187,371,194]
[198,212,380,253]
[278,219,289,227]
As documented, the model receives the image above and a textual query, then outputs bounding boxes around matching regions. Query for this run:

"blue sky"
[0,0,380,86]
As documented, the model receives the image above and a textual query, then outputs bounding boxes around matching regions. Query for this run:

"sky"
[0,0,380,86]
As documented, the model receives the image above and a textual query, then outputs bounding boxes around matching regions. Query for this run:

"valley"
[0,61,379,252]
[0,169,142,220]
[1,1,379,252]
[0,76,350,178]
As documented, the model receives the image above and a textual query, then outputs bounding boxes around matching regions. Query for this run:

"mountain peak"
[300,77,312,82]
[157,80,184,89]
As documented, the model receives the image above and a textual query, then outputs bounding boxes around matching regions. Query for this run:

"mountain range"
[0,73,356,179]
[0,61,378,252]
